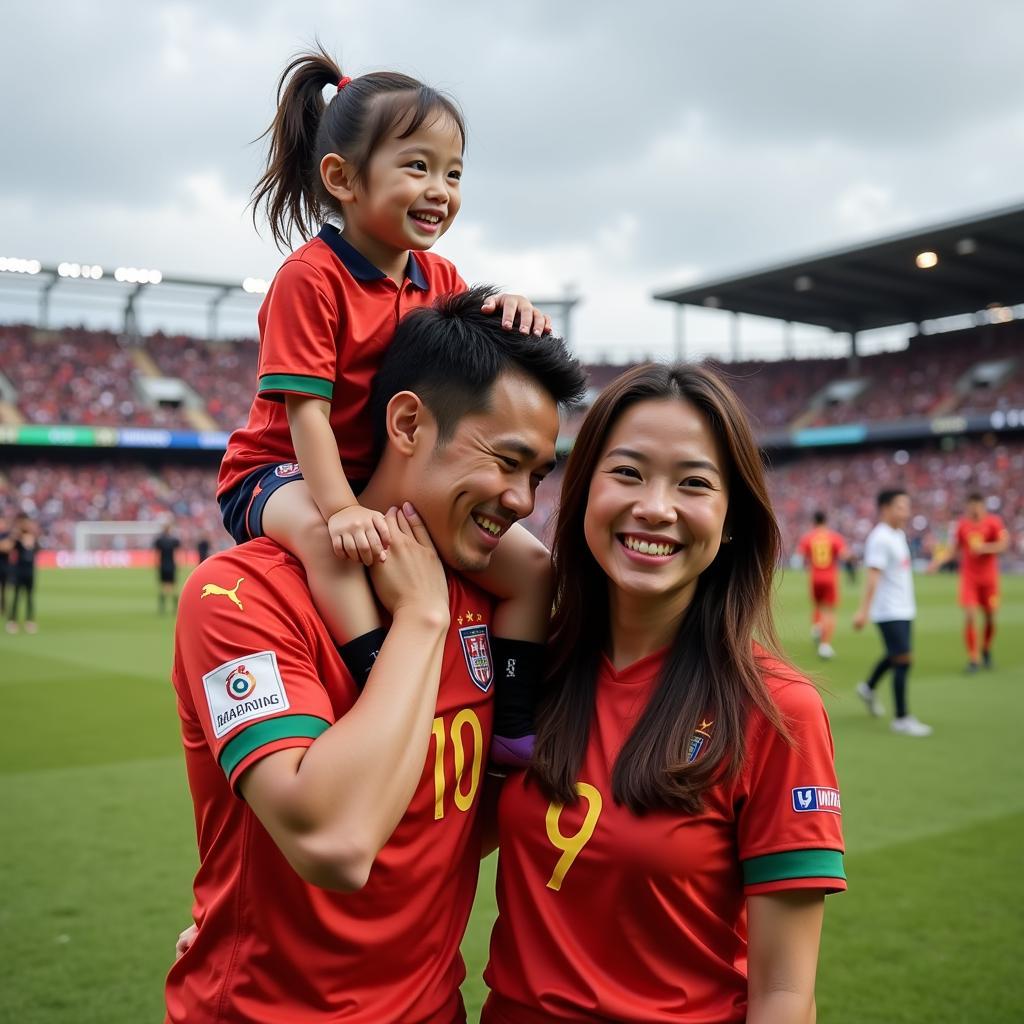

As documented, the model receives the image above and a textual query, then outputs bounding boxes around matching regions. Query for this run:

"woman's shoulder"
[752,647,826,718]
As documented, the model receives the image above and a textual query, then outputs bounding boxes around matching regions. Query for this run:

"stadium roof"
[653,201,1024,335]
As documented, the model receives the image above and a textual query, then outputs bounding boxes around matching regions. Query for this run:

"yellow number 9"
[545,782,603,891]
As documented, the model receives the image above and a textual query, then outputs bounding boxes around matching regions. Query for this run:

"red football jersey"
[166,539,495,1024]
[955,514,1007,585]
[218,225,466,497]
[483,649,845,1024]
[798,527,847,585]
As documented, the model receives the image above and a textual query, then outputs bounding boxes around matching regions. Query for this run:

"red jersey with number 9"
[166,538,494,1024]
[797,527,847,585]
[483,649,845,1024]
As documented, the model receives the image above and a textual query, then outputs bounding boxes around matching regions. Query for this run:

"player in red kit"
[931,492,1009,671]
[168,293,585,1024]
[797,511,849,659]
[483,365,844,1024]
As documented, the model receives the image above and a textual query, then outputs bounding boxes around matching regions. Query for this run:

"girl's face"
[583,397,730,612]
[347,113,463,255]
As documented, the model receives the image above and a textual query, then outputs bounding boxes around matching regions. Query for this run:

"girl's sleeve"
[257,259,340,403]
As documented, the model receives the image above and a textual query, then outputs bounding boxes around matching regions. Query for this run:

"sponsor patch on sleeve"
[202,650,290,739]
[791,786,841,814]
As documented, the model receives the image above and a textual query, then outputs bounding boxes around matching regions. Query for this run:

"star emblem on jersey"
[456,609,483,627]
[459,622,493,692]
[200,577,245,611]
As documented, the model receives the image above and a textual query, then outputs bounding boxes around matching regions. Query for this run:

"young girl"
[217,48,551,760]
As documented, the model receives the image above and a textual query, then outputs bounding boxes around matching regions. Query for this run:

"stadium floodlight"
[955,238,977,256]
[915,251,939,269]
[793,275,814,292]
[57,262,102,279]
[0,256,42,275]
[114,266,163,284]
[242,276,270,294]
[703,295,721,308]
[987,304,1012,324]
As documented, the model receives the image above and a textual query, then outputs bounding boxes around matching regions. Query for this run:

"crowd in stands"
[1,320,1021,435]
[0,325,191,429]
[4,438,1019,571]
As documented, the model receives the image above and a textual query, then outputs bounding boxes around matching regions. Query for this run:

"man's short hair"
[877,488,908,509]
[813,510,826,525]
[370,285,587,459]
[966,491,984,505]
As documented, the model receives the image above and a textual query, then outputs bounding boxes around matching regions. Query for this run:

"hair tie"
[337,75,352,93]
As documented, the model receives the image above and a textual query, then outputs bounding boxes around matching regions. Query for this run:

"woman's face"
[583,397,730,610]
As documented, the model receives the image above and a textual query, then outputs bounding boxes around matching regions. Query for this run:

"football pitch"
[2,568,1022,1023]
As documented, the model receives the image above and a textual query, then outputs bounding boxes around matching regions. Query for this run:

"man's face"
[885,494,911,529]
[407,372,559,572]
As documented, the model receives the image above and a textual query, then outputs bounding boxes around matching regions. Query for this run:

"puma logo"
[201,578,245,610]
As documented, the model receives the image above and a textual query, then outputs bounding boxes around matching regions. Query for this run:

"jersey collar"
[317,224,429,290]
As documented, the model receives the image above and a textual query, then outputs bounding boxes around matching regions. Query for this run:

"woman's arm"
[746,890,826,1024]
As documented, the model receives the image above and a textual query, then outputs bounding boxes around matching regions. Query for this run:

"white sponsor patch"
[202,650,289,739]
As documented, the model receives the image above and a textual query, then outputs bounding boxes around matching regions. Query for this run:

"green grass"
[2,568,1022,1023]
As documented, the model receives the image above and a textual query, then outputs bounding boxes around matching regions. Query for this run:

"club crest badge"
[687,718,714,762]
[459,623,494,692]
[274,462,303,478]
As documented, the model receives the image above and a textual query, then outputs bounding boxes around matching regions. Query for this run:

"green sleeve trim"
[743,848,846,885]
[258,373,333,400]
[220,714,331,779]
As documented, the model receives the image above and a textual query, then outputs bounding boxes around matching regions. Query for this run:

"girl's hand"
[481,293,552,337]
[369,504,449,622]
[175,922,198,961]
[327,504,393,566]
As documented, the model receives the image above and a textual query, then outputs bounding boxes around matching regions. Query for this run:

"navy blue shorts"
[218,462,366,545]
[876,619,912,658]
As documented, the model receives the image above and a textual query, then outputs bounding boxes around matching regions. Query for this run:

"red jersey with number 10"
[483,649,845,1024]
[955,514,1006,585]
[166,539,494,1024]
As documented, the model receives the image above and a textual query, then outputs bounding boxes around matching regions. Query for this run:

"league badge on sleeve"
[459,623,494,692]
[792,786,842,814]
[202,650,290,738]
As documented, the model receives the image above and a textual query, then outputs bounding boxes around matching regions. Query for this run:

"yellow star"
[699,719,714,732]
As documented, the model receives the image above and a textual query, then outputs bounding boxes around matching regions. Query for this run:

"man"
[165,287,586,1024]
[930,492,1009,671]
[796,510,849,659]
[154,521,181,613]
[853,489,932,737]
[5,512,38,634]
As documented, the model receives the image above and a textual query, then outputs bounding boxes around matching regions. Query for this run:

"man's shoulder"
[180,540,308,610]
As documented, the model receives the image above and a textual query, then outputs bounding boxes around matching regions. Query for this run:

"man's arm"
[239,505,450,892]
[852,567,881,630]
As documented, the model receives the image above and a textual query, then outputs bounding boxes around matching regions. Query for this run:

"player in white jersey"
[852,489,932,737]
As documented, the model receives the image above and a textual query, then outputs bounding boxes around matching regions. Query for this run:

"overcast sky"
[2,1,1022,360]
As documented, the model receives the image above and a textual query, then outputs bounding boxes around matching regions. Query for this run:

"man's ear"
[386,391,428,455]
[321,153,357,205]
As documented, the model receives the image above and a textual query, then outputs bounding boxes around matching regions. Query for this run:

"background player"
[797,510,849,659]
[853,489,932,737]
[930,492,1009,671]
[217,48,554,762]
[4,512,39,634]
[154,520,181,614]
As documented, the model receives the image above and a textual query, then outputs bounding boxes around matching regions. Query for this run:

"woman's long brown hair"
[532,363,794,814]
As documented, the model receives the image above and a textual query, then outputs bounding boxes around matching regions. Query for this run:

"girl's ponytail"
[251,45,342,251]
[251,46,466,253]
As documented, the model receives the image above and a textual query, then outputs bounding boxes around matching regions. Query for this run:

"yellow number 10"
[431,709,484,820]
[545,782,603,891]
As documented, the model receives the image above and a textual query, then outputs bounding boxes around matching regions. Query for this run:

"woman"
[483,364,846,1023]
